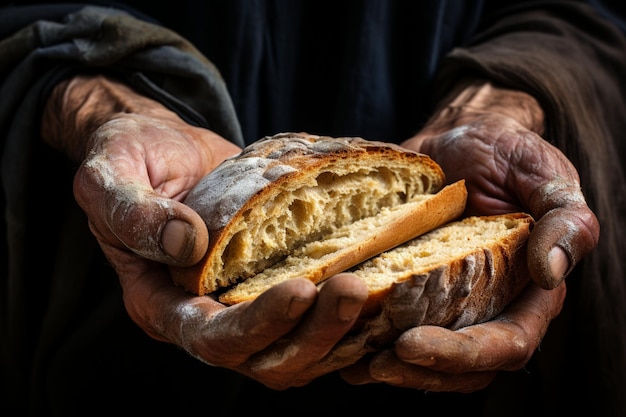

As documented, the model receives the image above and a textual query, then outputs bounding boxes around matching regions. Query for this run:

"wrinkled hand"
[340,80,599,391]
[44,75,370,389]
[76,114,371,389]
[407,107,599,290]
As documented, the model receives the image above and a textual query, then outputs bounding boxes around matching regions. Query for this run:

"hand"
[402,80,599,290]
[340,79,599,391]
[114,246,368,389]
[77,116,369,390]
[41,75,369,389]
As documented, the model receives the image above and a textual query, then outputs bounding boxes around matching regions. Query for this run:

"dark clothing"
[1,1,626,416]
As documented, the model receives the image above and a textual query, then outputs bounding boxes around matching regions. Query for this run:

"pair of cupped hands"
[42,74,598,392]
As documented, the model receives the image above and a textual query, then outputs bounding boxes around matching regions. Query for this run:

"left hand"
[339,80,599,391]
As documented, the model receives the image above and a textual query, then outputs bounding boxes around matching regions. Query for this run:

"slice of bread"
[170,132,467,296]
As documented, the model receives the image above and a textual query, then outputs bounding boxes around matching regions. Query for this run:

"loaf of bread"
[170,132,468,296]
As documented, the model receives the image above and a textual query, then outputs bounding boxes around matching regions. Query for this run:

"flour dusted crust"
[170,132,467,296]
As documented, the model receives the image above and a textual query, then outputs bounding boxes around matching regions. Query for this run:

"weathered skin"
[41,75,591,392]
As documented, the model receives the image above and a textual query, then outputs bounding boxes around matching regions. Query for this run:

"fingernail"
[161,219,194,260]
[337,297,362,321]
[548,246,570,281]
[287,297,311,319]
[412,356,437,366]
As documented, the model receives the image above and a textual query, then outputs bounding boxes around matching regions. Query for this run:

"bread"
[351,212,531,337]
[170,132,534,372]
[170,132,468,296]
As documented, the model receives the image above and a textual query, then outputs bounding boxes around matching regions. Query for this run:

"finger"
[352,350,497,393]
[180,278,319,368]
[101,242,210,343]
[505,135,599,289]
[245,274,368,387]
[339,358,380,385]
[109,242,321,368]
[394,282,566,373]
[526,180,599,289]
[75,159,209,266]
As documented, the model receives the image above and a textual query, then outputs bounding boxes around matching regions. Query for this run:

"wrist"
[417,79,545,141]
[41,75,175,162]
[444,79,545,133]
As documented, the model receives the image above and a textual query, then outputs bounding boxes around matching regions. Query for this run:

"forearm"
[41,75,180,162]
[445,79,544,133]
[417,78,545,140]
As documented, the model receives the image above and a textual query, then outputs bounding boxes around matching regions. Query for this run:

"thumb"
[161,217,208,265]
[526,178,599,289]
[74,169,208,267]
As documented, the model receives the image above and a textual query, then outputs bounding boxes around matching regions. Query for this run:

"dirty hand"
[341,79,598,391]
[42,75,368,389]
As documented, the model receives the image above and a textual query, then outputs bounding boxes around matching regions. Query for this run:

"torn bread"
[170,132,467,296]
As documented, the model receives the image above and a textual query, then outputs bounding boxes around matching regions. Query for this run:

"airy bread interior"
[219,163,439,287]
[354,214,529,294]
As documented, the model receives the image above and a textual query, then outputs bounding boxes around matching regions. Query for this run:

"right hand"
[339,80,598,392]
[42,75,369,389]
